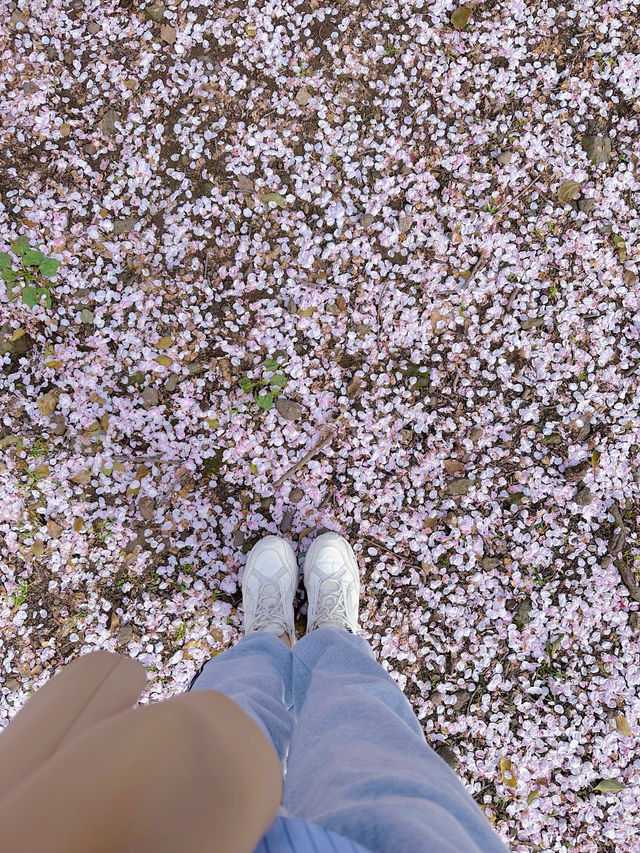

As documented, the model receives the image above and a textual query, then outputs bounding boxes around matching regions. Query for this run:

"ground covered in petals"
[1,0,639,849]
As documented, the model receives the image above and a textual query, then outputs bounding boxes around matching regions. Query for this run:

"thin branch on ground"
[271,414,348,490]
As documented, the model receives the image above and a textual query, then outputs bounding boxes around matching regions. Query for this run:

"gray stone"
[431,689,445,707]
[542,432,562,446]
[453,689,471,710]
[50,414,67,435]
[443,478,473,497]
[398,215,412,231]
[22,81,37,94]
[514,600,532,629]
[436,742,460,771]
[236,174,254,193]
[578,197,596,214]
[187,361,206,375]
[164,373,180,392]
[481,557,501,570]
[124,533,147,554]
[289,488,304,503]
[581,135,612,165]
[280,509,295,534]
[295,88,311,106]
[144,2,166,21]
[141,386,160,408]
[493,538,508,555]
[113,217,137,235]
[84,143,98,155]
[521,316,545,330]
[275,397,304,420]
[100,109,121,137]
[574,485,593,506]
[564,460,590,482]
[80,308,94,324]
[87,21,100,34]
[361,213,376,227]
[4,676,21,692]
[497,151,514,165]
[117,624,135,645]
[138,496,155,521]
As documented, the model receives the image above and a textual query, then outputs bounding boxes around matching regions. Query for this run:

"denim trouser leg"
[189,632,293,767]
[283,627,508,853]
[190,627,508,853]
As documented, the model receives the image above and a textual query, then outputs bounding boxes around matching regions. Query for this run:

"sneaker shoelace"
[310,577,351,632]
[251,580,289,634]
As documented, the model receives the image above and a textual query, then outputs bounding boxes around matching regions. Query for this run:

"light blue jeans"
[190,626,509,853]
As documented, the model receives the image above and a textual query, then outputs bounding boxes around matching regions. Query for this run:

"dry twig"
[272,414,347,490]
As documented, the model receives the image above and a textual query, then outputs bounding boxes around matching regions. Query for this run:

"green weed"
[0,236,61,308]
[239,356,289,413]
[27,437,49,458]
[10,581,29,608]
[94,518,115,543]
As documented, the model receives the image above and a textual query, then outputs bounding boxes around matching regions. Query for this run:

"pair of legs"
[190,534,508,853]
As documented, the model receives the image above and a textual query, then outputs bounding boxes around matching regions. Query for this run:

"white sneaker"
[242,535,298,644]
[304,532,360,634]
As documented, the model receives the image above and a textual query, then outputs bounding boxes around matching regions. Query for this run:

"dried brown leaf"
[444,459,465,476]
[160,24,176,44]
[499,756,517,788]
[46,519,63,538]
[557,180,581,204]
[37,392,58,416]
[615,714,632,737]
[31,540,45,558]
[451,6,472,30]
[347,376,363,398]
